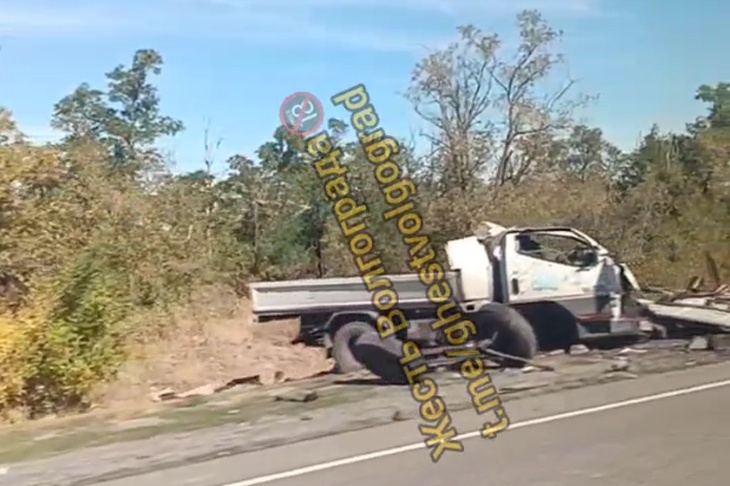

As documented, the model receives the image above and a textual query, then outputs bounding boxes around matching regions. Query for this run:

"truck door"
[500,229,622,321]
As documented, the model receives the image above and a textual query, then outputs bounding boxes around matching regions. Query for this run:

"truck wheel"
[480,303,537,368]
[354,332,409,385]
[331,321,377,374]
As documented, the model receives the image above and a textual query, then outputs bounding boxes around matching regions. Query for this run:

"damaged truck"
[250,223,651,383]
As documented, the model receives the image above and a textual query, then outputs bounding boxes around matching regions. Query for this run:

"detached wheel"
[331,321,376,374]
[354,331,409,385]
[478,303,537,368]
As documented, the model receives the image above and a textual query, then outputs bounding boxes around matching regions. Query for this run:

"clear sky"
[1,0,729,176]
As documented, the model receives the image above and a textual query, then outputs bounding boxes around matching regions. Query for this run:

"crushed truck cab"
[249,224,643,382]
[449,226,641,346]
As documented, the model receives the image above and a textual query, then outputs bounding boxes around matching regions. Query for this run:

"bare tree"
[407,10,585,192]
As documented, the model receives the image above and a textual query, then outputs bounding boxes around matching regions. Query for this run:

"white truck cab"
[445,225,641,343]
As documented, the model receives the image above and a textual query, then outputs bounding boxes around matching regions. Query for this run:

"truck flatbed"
[250,272,463,318]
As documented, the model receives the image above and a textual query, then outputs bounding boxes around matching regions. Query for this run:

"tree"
[694,82,730,130]
[52,49,183,178]
[691,83,730,194]
[407,10,584,194]
[554,124,626,182]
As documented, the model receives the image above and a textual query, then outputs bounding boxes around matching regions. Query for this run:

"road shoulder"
[2,345,728,486]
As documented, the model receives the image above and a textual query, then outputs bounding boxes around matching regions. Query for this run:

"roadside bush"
[0,252,131,418]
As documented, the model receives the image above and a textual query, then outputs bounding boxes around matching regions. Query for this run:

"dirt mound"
[96,287,332,411]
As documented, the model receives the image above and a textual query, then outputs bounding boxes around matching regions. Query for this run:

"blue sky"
[1,0,729,177]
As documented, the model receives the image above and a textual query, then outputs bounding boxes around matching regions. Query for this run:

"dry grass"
[93,287,333,413]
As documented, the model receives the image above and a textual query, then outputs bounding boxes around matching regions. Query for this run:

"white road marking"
[225,378,730,486]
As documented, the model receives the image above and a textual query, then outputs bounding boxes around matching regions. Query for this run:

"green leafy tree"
[52,49,183,178]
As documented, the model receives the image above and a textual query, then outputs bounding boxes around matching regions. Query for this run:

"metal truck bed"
[639,297,730,331]
[250,272,463,317]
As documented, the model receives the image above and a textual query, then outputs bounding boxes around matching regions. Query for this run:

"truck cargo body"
[250,227,645,354]
[250,272,464,318]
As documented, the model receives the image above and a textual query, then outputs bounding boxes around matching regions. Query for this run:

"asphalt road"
[94,363,730,486]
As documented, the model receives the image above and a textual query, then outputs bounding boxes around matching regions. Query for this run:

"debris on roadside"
[521,365,540,373]
[146,255,730,405]
[500,381,551,394]
[687,336,710,351]
[709,334,730,350]
[568,344,590,355]
[274,390,318,403]
[637,253,730,337]
[608,357,631,372]
[149,367,333,403]
[603,371,639,380]
[485,347,556,371]
[150,374,264,402]
[392,410,408,421]
[617,347,648,355]
[151,388,177,402]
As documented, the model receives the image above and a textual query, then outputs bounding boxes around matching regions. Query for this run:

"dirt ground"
[2,343,728,486]
[91,287,729,417]
[94,289,333,413]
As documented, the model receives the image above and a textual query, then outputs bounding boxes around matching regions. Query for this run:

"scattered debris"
[500,381,551,393]
[485,348,556,371]
[32,432,61,442]
[688,336,710,351]
[258,370,287,386]
[110,417,167,432]
[603,371,639,380]
[148,368,333,403]
[709,334,730,351]
[617,347,647,355]
[151,388,177,402]
[151,374,263,402]
[638,252,730,336]
[638,319,655,333]
[608,357,631,372]
[392,410,407,421]
[568,344,590,355]
[132,253,730,409]
[178,384,218,398]
[274,390,318,403]
[646,323,668,339]
[634,339,688,350]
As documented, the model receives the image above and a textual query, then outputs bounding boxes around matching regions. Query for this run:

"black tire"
[478,303,538,368]
[353,331,409,385]
[331,321,377,374]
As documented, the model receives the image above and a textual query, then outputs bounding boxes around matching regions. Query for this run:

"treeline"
[0,11,727,418]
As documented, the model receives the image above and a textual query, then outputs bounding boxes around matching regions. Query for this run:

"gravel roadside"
[2,342,728,486]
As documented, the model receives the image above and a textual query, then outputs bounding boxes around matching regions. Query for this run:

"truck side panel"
[250,272,463,318]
